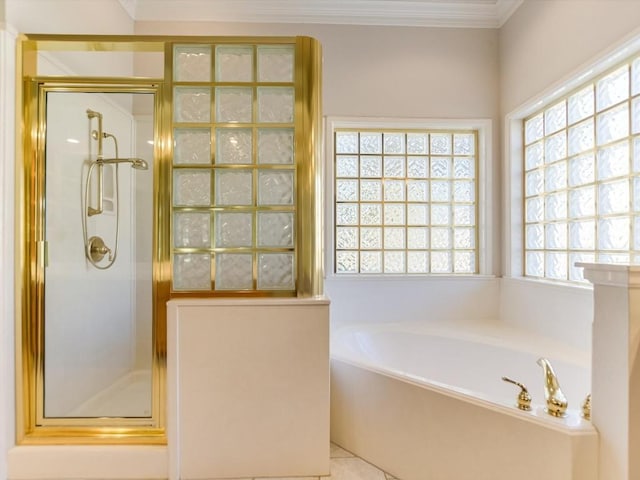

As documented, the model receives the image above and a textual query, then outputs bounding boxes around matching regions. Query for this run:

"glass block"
[407,180,429,202]
[215,170,253,206]
[384,227,405,249]
[257,211,294,247]
[598,253,630,264]
[174,45,211,82]
[384,251,405,273]
[525,170,543,196]
[634,177,640,211]
[569,220,595,250]
[454,251,475,273]
[454,158,474,178]
[597,103,629,146]
[336,227,358,249]
[454,205,474,226]
[569,253,595,282]
[545,162,566,192]
[173,169,211,206]
[430,133,452,154]
[173,253,211,291]
[216,87,252,123]
[545,223,567,249]
[360,133,382,154]
[568,119,594,156]
[545,192,567,221]
[599,179,629,215]
[257,45,294,82]
[258,128,294,164]
[454,227,475,249]
[431,227,452,249]
[336,204,358,225]
[545,101,567,134]
[635,138,640,173]
[525,141,543,171]
[215,254,253,290]
[408,227,429,249]
[525,224,543,249]
[525,251,544,277]
[525,114,544,145]
[568,186,595,218]
[337,179,358,202]
[408,205,428,225]
[336,132,358,154]
[258,170,294,205]
[633,58,640,96]
[257,253,294,290]
[360,251,382,273]
[174,211,210,248]
[174,128,211,165]
[258,87,294,123]
[453,181,474,203]
[635,216,640,249]
[384,156,405,177]
[431,205,450,225]
[545,131,567,163]
[431,157,451,178]
[360,180,382,201]
[545,252,568,280]
[568,153,595,186]
[431,180,451,202]
[431,251,452,273]
[384,180,405,201]
[336,155,358,177]
[216,128,252,164]
[598,140,629,180]
[407,157,428,178]
[361,156,382,177]
[174,87,211,123]
[633,97,640,135]
[215,45,253,82]
[360,203,382,225]
[525,197,544,222]
[407,251,429,273]
[407,133,428,154]
[597,65,629,112]
[454,134,475,155]
[384,133,405,154]
[568,85,594,125]
[336,251,358,273]
[598,217,630,250]
[384,204,405,225]
[215,212,252,248]
[360,227,382,249]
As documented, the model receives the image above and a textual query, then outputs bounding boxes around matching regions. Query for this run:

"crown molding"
[120,0,523,29]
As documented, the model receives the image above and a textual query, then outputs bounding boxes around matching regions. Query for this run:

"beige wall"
[499,0,640,115]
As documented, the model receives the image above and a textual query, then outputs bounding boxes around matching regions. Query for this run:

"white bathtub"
[330,321,598,480]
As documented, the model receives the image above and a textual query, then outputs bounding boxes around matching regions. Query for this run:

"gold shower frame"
[16,34,323,444]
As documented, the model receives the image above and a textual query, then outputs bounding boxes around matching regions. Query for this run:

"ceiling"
[117,0,524,28]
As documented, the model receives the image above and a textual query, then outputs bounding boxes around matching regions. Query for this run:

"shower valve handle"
[502,376,532,411]
[87,236,111,263]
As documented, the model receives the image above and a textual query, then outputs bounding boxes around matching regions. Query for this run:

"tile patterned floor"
[246,443,399,480]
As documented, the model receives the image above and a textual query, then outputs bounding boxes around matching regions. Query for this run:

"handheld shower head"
[99,157,149,170]
[86,109,103,120]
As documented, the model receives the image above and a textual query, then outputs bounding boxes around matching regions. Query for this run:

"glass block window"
[171,43,297,292]
[524,54,640,282]
[334,130,478,274]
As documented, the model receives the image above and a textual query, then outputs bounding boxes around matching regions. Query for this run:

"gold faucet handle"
[502,376,532,411]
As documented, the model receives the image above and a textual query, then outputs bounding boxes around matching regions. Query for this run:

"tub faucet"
[536,357,568,417]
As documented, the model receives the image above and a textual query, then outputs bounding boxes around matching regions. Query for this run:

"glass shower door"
[43,90,154,419]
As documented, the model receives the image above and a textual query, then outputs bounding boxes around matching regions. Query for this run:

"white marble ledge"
[577,262,640,288]
[167,295,330,308]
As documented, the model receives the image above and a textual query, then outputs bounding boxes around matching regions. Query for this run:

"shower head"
[99,158,149,170]
[86,109,103,120]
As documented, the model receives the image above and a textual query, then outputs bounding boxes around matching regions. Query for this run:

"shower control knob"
[502,376,532,411]
[88,236,111,263]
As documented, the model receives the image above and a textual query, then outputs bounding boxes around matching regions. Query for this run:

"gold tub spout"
[537,358,568,417]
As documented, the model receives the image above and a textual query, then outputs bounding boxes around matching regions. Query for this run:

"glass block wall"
[523,54,640,282]
[171,42,302,293]
[334,130,478,274]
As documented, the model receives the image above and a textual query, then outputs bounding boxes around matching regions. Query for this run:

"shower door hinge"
[39,240,48,268]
